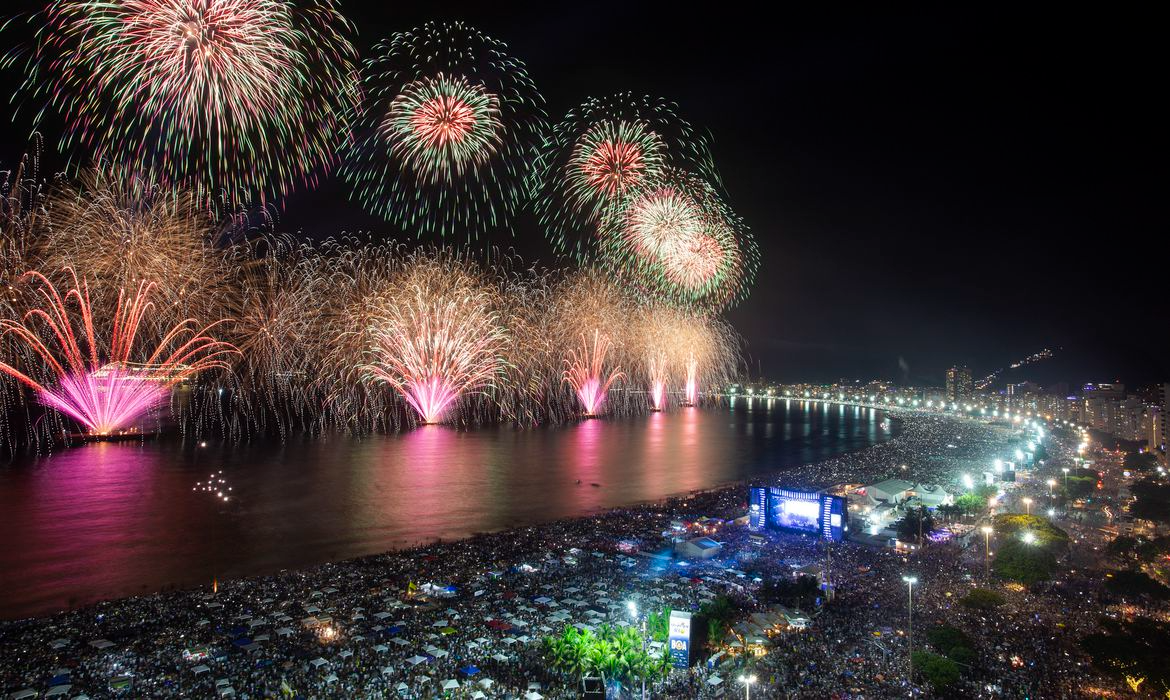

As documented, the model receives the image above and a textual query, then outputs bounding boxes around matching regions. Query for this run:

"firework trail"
[529,94,722,260]
[30,169,243,334]
[647,350,668,410]
[229,234,326,432]
[342,21,546,241]
[600,168,758,311]
[563,329,624,417]
[361,251,509,425]
[0,269,237,436]
[684,352,699,406]
[4,0,359,205]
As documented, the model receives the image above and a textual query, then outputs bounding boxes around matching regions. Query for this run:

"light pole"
[902,576,917,691]
[627,601,647,700]
[1022,497,1032,515]
[738,674,756,700]
[981,526,993,580]
[1062,467,1070,491]
[1046,479,1055,496]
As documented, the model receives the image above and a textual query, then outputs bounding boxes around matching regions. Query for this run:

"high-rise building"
[945,366,973,404]
[1161,383,1169,457]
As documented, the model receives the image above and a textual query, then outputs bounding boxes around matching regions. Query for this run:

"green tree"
[926,625,973,654]
[953,493,986,516]
[1107,535,1139,562]
[974,483,998,501]
[993,537,1058,584]
[1064,475,1096,499]
[1124,452,1159,472]
[1105,570,1170,601]
[646,608,670,642]
[895,506,935,544]
[991,514,1070,548]
[958,588,1005,611]
[911,651,961,690]
[1082,617,1170,693]
[1131,481,1170,526]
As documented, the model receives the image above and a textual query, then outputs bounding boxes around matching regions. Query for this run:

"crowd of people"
[0,410,1133,698]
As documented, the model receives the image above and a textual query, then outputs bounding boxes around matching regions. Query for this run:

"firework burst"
[600,168,758,311]
[342,21,546,240]
[361,252,509,425]
[29,169,242,333]
[563,329,624,417]
[5,0,359,204]
[0,269,237,436]
[529,94,722,259]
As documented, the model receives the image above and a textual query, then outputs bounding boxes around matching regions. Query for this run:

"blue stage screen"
[749,487,847,542]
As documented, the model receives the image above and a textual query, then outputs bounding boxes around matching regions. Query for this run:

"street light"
[738,674,757,700]
[902,576,918,689]
[1062,467,1070,491]
[1022,497,1032,515]
[1022,531,1036,545]
[981,526,993,580]
[627,602,646,700]
[1046,479,1055,495]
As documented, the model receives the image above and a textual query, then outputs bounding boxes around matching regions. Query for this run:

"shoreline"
[0,409,1037,700]
[0,403,902,623]
[0,406,919,627]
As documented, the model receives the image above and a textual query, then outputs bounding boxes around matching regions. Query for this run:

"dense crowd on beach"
[0,411,1133,699]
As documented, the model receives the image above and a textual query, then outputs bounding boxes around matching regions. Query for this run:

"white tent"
[442,679,460,690]
[524,692,543,700]
[374,644,389,653]
[707,675,724,686]
[324,674,339,684]
[45,685,72,697]
[477,678,495,688]
[88,639,114,650]
[192,665,211,675]
[381,665,395,676]
[407,655,428,666]
[492,653,509,663]
[310,657,328,669]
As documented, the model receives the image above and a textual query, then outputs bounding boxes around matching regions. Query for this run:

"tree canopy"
[912,651,961,690]
[990,514,1068,584]
[959,588,1006,611]
[1082,617,1170,696]
[543,624,669,684]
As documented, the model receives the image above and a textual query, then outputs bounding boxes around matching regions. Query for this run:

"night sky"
[2,3,1162,387]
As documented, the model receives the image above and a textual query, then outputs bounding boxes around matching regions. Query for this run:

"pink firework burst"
[684,352,699,406]
[563,330,624,417]
[363,281,507,425]
[647,351,668,411]
[0,270,238,435]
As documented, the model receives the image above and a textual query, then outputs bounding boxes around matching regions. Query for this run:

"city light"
[738,674,757,700]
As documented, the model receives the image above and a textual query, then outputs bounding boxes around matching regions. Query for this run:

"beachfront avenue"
[0,409,1134,698]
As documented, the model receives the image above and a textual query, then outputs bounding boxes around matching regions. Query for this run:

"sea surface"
[0,399,894,619]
